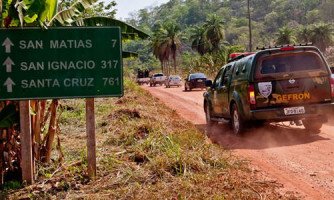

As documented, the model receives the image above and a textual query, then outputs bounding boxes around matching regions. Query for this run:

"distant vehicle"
[184,73,207,91]
[136,69,150,85]
[150,73,166,87]
[165,75,182,88]
[204,45,334,134]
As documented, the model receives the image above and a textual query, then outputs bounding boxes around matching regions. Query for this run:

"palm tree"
[152,30,169,73]
[203,14,225,52]
[275,27,296,45]
[309,23,333,52]
[190,25,209,55]
[151,22,181,75]
[165,23,182,74]
[298,26,311,43]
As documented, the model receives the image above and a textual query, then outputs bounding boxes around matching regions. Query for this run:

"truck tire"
[231,103,244,135]
[302,119,323,132]
[205,102,216,126]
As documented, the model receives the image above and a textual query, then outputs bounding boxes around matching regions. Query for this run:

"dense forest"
[123,0,334,76]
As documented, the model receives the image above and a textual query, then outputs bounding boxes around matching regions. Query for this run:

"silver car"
[165,75,182,88]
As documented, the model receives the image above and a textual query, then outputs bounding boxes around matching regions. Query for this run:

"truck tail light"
[248,84,256,107]
[330,77,334,98]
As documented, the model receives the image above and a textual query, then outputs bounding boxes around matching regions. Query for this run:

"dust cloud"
[206,122,325,151]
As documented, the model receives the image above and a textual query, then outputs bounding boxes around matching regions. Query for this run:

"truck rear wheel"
[205,102,216,126]
[231,104,244,135]
[302,119,323,132]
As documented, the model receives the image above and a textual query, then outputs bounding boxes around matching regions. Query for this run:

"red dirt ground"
[143,84,334,200]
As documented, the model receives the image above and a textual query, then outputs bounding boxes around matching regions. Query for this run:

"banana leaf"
[48,0,98,26]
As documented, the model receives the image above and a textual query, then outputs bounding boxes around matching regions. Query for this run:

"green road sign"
[0,27,123,100]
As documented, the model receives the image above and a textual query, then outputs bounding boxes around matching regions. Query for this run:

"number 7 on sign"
[111,40,117,48]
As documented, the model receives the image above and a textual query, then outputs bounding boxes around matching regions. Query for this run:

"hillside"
[128,0,333,46]
[123,0,333,75]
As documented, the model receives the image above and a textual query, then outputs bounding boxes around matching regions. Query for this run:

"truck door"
[213,65,232,117]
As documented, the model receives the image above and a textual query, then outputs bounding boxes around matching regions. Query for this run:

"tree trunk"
[33,101,41,160]
[0,130,4,187]
[44,100,58,163]
[161,61,164,73]
[173,58,177,74]
[247,0,253,52]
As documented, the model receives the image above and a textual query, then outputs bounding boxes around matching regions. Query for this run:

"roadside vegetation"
[2,79,299,199]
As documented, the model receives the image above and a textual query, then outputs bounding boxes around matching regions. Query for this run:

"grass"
[4,78,299,199]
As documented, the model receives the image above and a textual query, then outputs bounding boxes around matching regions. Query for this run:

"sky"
[112,0,169,20]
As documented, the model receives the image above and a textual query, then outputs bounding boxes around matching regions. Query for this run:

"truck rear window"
[256,51,327,78]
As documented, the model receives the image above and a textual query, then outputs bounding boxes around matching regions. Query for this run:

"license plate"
[197,79,203,82]
[284,106,305,115]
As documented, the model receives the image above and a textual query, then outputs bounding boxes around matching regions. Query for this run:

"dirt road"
[142,85,334,199]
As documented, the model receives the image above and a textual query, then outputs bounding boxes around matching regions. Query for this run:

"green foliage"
[82,1,117,18]
[275,26,296,45]
[1,0,54,27]
[190,25,208,55]
[127,0,333,47]
[1,0,102,27]
[58,100,85,125]
[39,0,57,23]
[190,14,226,55]
[308,23,333,52]
[0,104,19,128]
[151,20,182,75]
[203,14,225,52]
[180,44,245,77]
[2,181,22,190]
[49,0,98,26]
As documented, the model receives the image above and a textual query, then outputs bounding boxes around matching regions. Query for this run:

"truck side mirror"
[205,80,213,87]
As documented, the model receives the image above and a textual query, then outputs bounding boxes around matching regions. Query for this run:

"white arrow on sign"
[3,57,15,72]
[2,38,14,53]
[4,78,15,93]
